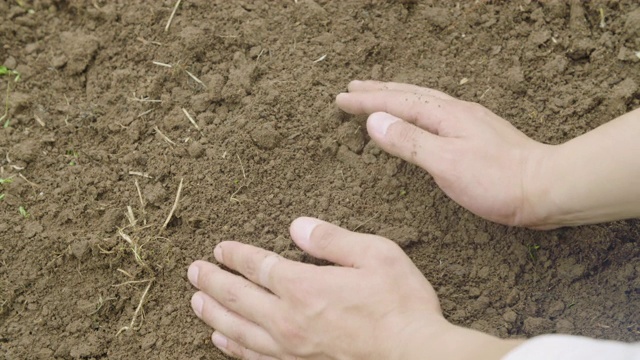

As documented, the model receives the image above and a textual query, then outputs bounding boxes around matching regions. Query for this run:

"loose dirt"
[1,1,639,359]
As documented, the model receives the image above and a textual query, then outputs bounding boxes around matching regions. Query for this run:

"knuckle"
[240,250,262,280]
[223,282,242,305]
[310,223,339,251]
[369,237,405,266]
[274,317,305,344]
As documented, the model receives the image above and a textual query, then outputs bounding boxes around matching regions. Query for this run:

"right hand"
[336,80,555,228]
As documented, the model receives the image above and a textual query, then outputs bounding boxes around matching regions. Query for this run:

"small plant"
[19,206,29,218]
[0,177,13,185]
[527,244,541,261]
[66,149,79,166]
[399,189,407,196]
[0,194,5,201]
[0,66,21,128]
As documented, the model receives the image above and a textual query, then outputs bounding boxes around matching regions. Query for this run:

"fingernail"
[191,293,204,317]
[212,332,228,349]
[214,244,223,262]
[187,264,199,286]
[368,112,399,138]
[293,217,323,246]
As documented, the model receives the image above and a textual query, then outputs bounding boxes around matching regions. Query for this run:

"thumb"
[289,217,385,268]
[367,112,446,173]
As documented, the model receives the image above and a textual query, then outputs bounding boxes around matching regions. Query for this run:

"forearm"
[532,107,640,228]
[402,323,524,360]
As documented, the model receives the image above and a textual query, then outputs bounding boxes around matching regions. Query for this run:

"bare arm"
[530,108,640,228]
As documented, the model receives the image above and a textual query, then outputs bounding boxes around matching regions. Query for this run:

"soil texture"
[1,1,639,359]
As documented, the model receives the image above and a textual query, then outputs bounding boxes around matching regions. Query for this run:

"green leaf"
[19,206,29,218]
[0,177,13,184]
[0,194,5,200]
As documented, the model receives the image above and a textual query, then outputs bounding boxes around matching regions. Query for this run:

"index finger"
[347,80,455,100]
[336,90,455,135]
[214,241,298,296]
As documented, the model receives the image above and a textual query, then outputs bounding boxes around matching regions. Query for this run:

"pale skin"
[188,80,640,359]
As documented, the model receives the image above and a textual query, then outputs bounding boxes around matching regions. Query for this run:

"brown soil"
[1,1,639,359]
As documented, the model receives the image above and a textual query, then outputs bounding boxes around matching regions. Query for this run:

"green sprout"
[527,244,541,261]
[66,149,79,166]
[0,177,13,185]
[19,206,29,218]
[0,66,21,82]
[0,194,5,201]
[0,66,21,128]
[399,189,407,196]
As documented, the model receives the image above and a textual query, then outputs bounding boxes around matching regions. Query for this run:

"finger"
[347,80,454,100]
[335,90,452,134]
[212,331,279,360]
[214,242,299,296]
[191,291,280,357]
[367,112,447,173]
[290,217,400,268]
[188,261,280,326]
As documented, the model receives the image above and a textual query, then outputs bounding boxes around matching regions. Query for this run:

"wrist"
[518,143,563,229]
[401,321,524,360]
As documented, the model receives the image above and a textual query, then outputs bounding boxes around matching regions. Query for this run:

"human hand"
[188,218,519,359]
[336,80,555,228]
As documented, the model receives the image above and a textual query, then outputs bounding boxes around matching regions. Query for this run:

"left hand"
[187,217,448,360]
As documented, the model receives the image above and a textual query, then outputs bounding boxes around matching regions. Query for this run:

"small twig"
[134,179,145,208]
[128,97,162,103]
[154,126,176,145]
[117,268,134,278]
[137,109,154,118]
[313,54,327,63]
[152,61,173,68]
[126,206,137,227]
[160,178,184,232]
[129,171,152,179]
[352,213,378,232]
[237,154,247,179]
[112,279,153,287]
[18,173,39,188]
[34,114,45,127]
[181,108,201,131]
[116,279,153,336]
[165,0,182,32]
[185,70,207,88]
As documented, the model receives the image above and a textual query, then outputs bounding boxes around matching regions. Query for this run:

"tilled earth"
[1,1,639,359]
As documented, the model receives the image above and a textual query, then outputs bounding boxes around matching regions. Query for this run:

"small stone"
[11,139,39,163]
[555,319,575,333]
[250,123,282,150]
[377,226,420,247]
[506,288,520,306]
[336,121,365,154]
[3,56,17,69]
[548,300,566,318]
[523,317,554,336]
[24,222,43,239]
[567,38,596,61]
[503,309,518,323]
[25,42,39,54]
[70,240,90,260]
[187,141,205,159]
[474,232,490,245]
